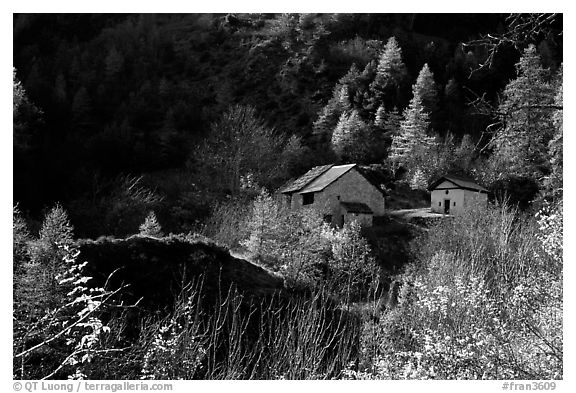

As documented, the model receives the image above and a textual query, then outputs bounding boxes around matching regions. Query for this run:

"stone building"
[278,164,385,227]
[427,175,488,214]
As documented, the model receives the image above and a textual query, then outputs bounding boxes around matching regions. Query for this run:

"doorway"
[444,199,450,214]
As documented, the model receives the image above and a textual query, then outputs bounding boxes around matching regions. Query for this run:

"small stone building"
[278,164,385,227]
[428,175,488,215]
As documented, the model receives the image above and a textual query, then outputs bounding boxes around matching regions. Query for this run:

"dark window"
[445,190,449,194]
[438,202,441,206]
[302,192,314,205]
[453,202,456,206]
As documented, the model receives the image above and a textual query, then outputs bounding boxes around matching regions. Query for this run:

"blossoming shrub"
[347,203,562,379]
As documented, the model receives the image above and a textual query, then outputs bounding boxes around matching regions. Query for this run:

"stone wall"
[290,168,385,224]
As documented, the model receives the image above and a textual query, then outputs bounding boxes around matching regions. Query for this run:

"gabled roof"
[427,175,488,193]
[340,201,373,214]
[279,164,333,194]
[298,164,356,194]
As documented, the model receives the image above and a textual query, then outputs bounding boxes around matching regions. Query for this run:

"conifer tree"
[29,204,75,308]
[389,92,434,171]
[413,63,438,115]
[490,45,556,184]
[139,211,163,237]
[367,37,408,111]
[375,105,402,134]
[242,189,284,258]
[312,67,357,145]
[331,110,371,163]
[374,105,386,129]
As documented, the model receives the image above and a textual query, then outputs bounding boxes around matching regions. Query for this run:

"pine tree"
[37,204,74,254]
[139,211,163,237]
[331,110,371,163]
[29,204,75,308]
[375,105,402,134]
[242,190,284,258]
[312,68,356,145]
[413,63,438,115]
[367,37,408,111]
[374,105,386,129]
[389,92,434,170]
[491,45,556,184]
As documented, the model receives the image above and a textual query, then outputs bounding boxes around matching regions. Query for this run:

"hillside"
[77,235,286,312]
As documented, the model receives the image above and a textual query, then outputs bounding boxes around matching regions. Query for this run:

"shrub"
[139,211,163,237]
[14,245,117,379]
[322,220,379,300]
[347,204,562,379]
[201,195,252,248]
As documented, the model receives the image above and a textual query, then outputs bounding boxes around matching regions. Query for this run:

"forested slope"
[14,13,563,237]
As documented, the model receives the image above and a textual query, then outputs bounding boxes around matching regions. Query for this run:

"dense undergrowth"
[13,196,562,380]
[345,202,562,379]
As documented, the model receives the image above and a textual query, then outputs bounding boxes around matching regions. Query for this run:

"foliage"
[347,204,562,379]
[489,45,557,186]
[196,105,299,195]
[322,220,379,300]
[331,110,373,163]
[69,174,164,237]
[242,190,328,288]
[367,37,408,110]
[139,211,163,237]
[409,168,428,191]
[26,204,75,307]
[389,83,436,175]
[545,67,563,197]
[242,190,378,298]
[14,245,118,379]
[202,196,253,249]
[13,205,31,275]
[412,63,438,115]
[13,68,42,152]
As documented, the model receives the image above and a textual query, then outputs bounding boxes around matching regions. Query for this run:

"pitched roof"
[428,175,488,193]
[340,201,373,214]
[298,164,357,194]
[278,164,333,193]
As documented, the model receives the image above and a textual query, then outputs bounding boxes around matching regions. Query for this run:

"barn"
[278,164,385,227]
[428,175,488,214]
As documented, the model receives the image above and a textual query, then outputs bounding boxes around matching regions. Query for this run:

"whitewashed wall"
[431,183,488,214]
